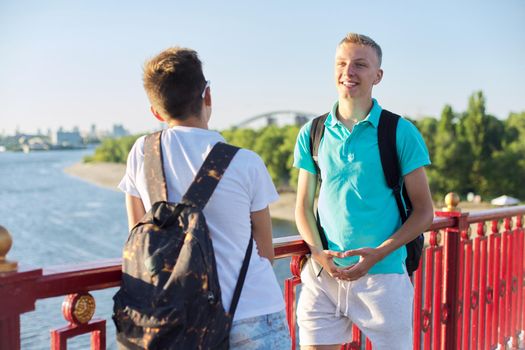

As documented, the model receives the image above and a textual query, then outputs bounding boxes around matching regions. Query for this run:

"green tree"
[281,125,300,190]
[487,111,525,200]
[504,111,525,145]
[459,91,504,196]
[253,126,289,186]
[84,135,141,163]
[222,128,259,150]
[413,116,438,161]
[488,142,525,200]
[430,105,472,198]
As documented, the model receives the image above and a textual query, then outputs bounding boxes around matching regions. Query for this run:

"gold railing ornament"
[442,192,461,212]
[0,225,18,273]
[62,293,96,325]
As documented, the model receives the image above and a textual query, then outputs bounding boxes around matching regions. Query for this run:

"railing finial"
[442,192,461,212]
[0,225,18,273]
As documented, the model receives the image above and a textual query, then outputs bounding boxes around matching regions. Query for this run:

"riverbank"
[64,162,297,222]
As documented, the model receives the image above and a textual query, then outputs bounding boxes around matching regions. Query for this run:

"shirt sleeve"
[293,121,317,174]
[396,118,431,176]
[248,151,279,212]
[117,136,145,198]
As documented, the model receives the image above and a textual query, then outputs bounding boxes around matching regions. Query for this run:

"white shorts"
[297,258,414,349]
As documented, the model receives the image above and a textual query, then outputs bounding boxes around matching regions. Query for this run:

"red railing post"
[491,220,502,348]
[422,240,434,349]
[435,194,469,350]
[510,215,521,350]
[285,255,306,350]
[474,222,487,350]
[517,215,525,346]
[433,236,444,350]
[461,228,473,350]
[511,214,524,350]
[412,242,424,350]
[0,267,43,350]
[502,217,512,346]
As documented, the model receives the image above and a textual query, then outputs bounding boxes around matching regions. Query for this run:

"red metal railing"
[1,205,524,349]
[278,206,525,350]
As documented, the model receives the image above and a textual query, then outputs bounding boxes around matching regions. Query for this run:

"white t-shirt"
[118,126,285,320]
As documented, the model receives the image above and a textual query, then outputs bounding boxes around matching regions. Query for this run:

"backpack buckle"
[207,291,217,304]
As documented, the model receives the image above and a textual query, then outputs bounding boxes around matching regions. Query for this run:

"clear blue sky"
[1,0,524,134]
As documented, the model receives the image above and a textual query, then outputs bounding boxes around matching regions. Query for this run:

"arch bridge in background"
[234,110,318,129]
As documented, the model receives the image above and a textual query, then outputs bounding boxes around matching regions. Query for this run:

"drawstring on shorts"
[335,279,342,317]
[335,279,351,317]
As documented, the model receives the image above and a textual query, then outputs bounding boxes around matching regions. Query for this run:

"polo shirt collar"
[326,98,382,129]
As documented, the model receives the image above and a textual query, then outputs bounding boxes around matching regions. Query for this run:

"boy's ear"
[204,87,211,107]
[373,69,384,85]
[150,106,165,122]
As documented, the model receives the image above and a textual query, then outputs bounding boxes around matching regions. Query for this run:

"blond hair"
[339,33,382,66]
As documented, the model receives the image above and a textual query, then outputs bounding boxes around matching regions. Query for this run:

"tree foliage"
[222,125,300,188]
[87,91,524,201]
[424,91,522,201]
[84,135,140,163]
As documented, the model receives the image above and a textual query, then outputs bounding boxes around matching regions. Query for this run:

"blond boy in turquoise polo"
[293,33,434,349]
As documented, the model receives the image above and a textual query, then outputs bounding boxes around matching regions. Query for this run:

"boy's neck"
[167,115,208,129]
[337,97,373,124]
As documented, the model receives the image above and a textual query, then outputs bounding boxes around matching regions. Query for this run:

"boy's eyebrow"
[335,56,369,62]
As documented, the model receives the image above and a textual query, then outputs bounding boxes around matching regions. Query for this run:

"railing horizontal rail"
[36,258,122,299]
[466,205,525,224]
[274,235,308,258]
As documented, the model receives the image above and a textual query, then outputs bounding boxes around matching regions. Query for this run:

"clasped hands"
[311,247,384,281]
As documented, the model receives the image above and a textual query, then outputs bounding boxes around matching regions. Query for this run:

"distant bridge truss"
[234,110,318,129]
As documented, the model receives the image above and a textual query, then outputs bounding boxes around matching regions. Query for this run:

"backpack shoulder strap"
[309,113,329,176]
[228,232,253,317]
[182,142,240,210]
[183,142,244,318]
[378,109,408,222]
[144,131,168,204]
[309,113,329,250]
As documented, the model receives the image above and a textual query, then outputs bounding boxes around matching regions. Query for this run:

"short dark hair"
[143,47,206,120]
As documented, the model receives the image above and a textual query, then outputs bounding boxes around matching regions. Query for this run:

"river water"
[0,150,297,349]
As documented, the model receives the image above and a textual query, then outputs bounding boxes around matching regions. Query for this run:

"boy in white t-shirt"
[118,47,290,349]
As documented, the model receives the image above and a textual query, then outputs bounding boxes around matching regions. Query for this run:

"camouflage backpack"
[113,131,251,349]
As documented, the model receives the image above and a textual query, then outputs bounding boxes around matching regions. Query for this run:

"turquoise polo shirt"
[293,99,431,274]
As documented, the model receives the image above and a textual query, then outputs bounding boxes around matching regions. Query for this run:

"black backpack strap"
[228,233,253,317]
[308,113,329,250]
[182,140,246,317]
[309,113,329,178]
[377,110,408,222]
[182,142,239,211]
[379,110,424,276]
[144,131,168,204]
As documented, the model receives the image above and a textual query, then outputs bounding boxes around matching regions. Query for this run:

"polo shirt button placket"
[345,132,354,161]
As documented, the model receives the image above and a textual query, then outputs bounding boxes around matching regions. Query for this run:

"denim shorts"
[229,310,291,349]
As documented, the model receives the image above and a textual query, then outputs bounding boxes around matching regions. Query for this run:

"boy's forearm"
[251,207,275,263]
[295,205,324,255]
[376,205,434,259]
[375,166,434,259]
[295,169,328,257]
